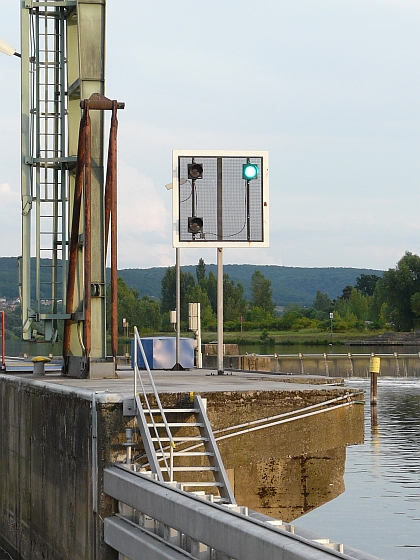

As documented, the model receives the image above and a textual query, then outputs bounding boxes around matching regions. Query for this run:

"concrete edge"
[0,373,124,403]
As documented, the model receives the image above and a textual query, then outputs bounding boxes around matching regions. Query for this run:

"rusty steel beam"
[110,101,119,359]
[63,113,87,357]
[83,109,92,357]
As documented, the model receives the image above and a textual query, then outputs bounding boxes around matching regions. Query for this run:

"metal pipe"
[175,247,181,368]
[1,311,5,370]
[246,179,251,241]
[34,14,41,319]
[83,108,92,357]
[92,392,98,512]
[160,394,363,459]
[59,13,67,314]
[217,247,223,375]
[110,102,118,359]
[213,393,359,437]
[103,101,119,354]
[125,428,133,467]
[216,400,355,442]
[217,157,222,241]
[133,326,137,399]
[80,94,125,111]
[20,4,32,340]
[104,118,112,252]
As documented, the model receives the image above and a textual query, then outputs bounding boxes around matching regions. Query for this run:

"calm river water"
[298,377,420,560]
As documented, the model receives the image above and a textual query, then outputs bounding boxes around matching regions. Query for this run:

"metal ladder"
[132,328,236,504]
[30,2,69,340]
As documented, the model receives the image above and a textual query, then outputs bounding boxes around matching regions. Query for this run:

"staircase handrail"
[133,327,174,481]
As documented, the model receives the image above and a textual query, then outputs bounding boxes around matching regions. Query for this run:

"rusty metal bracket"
[80,93,125,111]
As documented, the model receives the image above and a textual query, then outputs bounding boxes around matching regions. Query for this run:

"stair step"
[178,481,223,487]
[134,392,234,503]
[147,408,199,414]
[151,436,208,442]
[146,422,203,428]
[171,466,218,472]
[156,451,213,457]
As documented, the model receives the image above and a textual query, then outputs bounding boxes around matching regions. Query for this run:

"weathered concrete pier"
[0,363,374,560]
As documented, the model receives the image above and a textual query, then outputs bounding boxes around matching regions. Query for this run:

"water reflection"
[298,378,420,560]
[232,449,346,521]
[219,398,364,522]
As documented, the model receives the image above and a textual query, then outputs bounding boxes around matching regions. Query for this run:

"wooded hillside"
[0,257,383,306]
[119,264,383,306]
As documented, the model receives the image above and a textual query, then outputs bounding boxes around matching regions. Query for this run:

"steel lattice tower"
[21,0,110,377]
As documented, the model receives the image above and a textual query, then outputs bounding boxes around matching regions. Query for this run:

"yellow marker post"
[370,355,380,405]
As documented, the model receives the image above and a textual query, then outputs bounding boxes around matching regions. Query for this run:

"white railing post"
[133,326,138,399]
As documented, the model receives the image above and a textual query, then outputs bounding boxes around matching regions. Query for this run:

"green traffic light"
[242,163,259,180]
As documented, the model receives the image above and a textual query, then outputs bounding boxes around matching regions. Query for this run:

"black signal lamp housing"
[188,163,203,180]
[188,217,203,234]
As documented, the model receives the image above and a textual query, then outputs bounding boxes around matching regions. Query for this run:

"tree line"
[284,251,420,333]
[113,252,420,336]
[114,258,275,335]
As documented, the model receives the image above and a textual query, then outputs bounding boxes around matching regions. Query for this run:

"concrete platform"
[3,360,348,400]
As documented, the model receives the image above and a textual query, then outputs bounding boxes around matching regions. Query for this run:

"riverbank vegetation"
[107,252,420,342]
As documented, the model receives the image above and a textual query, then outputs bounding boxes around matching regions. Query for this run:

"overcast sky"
[0,0,419,271]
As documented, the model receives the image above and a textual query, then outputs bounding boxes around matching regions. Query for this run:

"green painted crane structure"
[20,0,119,377]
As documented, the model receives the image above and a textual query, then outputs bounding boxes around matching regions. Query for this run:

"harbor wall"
[203,352,420,377]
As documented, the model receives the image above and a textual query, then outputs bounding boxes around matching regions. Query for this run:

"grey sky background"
[0,0,419,271]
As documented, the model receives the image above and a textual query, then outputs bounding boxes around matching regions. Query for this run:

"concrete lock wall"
[0,375,123,560]
[0,375,364,560]
[203,353,420,377]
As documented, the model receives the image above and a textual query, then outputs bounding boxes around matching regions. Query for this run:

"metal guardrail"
[130,334,236,502]
[104,465,382,560]
[133,326,175,481]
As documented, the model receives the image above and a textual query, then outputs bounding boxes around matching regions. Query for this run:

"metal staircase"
[108,331,367,559]
[132,327,236,504]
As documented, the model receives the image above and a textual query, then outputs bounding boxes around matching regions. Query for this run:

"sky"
[0,0,419,272]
